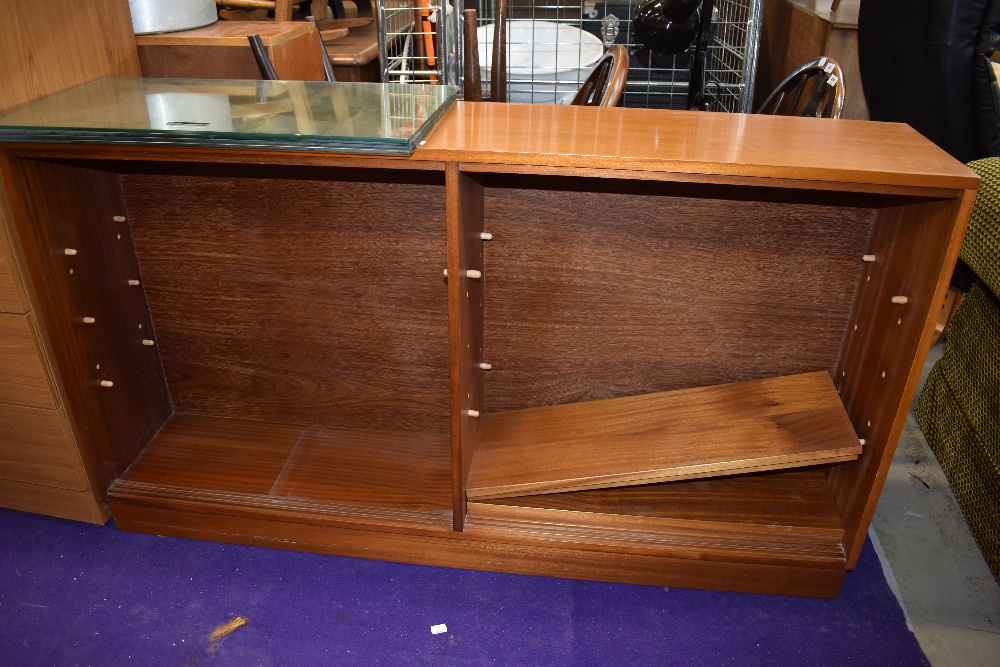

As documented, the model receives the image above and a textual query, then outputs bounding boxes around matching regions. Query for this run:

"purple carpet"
[0,507,927,666]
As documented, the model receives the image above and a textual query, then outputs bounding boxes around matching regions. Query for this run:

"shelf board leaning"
[0,84,980,597]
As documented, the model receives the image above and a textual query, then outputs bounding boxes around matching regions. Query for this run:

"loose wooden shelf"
[467,372,862,499]
[0,95,980,597]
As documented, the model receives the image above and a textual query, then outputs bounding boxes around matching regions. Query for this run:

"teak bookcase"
[0,102,978,597]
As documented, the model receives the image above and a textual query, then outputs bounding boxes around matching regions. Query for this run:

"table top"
[0,77,979,190]
[134,21,314,47]
[417,102,978,190]
[0,78,458,155]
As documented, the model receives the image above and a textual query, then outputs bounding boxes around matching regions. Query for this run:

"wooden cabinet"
[0,101,977,596]
[0,0,140,523]
[136,21,327,81]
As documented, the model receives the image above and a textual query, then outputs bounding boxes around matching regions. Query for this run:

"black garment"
[858,0,1000,165]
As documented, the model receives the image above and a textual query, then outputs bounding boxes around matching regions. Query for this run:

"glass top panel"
[0,78,458,155]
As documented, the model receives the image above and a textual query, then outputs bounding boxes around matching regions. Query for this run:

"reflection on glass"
[0,78,458,154]
[146,92,234,132]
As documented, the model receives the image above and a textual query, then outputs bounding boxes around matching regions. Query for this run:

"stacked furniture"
[917,157,1000,583]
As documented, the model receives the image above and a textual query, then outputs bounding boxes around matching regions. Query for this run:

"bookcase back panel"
[122,168,451,433]
[481,176,877,411]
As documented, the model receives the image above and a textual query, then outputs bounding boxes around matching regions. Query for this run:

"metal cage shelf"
[378,0,760,111]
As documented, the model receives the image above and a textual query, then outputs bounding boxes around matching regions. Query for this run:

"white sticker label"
[827,74,839,86]
[431,624,448,635]
[824,62,836,74]
[818,56,828,67]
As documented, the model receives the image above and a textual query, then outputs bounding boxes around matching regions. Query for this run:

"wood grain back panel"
[122,166,450,433]
[482,175,875,410]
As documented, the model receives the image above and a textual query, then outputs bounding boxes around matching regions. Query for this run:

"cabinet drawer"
[0,313,58,408]
[0,223,26,314]
[0,403,84,490]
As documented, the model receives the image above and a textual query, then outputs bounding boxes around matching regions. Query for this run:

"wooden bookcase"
[0,102,978,597]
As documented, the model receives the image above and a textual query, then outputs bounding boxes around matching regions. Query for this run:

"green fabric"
[916,157,1000,583]
[917,284,1000,584]
[963,159,1000,296]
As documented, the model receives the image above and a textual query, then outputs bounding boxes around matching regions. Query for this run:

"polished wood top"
[134,21,313,47]
[418,102,978,190]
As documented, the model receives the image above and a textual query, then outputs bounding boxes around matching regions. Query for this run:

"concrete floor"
[870,343,1000,666]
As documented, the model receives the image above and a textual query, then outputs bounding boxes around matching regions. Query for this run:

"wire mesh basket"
[378,0,461,86]
[378,0,760,112]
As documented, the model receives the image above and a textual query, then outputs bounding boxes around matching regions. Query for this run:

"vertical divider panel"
[446,163,485,531]
[830,189,977,566]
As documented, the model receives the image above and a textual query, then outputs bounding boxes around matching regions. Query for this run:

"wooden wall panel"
[482,175,875,412]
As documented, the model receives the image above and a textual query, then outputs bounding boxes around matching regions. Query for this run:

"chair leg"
[463,9,483,101]
[248,35,279,79]
[491,0,507,103]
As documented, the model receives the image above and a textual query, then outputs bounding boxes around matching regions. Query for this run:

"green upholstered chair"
[917,157,1000,583]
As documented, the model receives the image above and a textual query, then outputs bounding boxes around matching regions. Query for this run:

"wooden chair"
[462,2,628,107]
[570,45,628,107]
[756,56,845,119]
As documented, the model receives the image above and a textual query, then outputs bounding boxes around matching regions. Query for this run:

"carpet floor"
[0,507,927,666]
